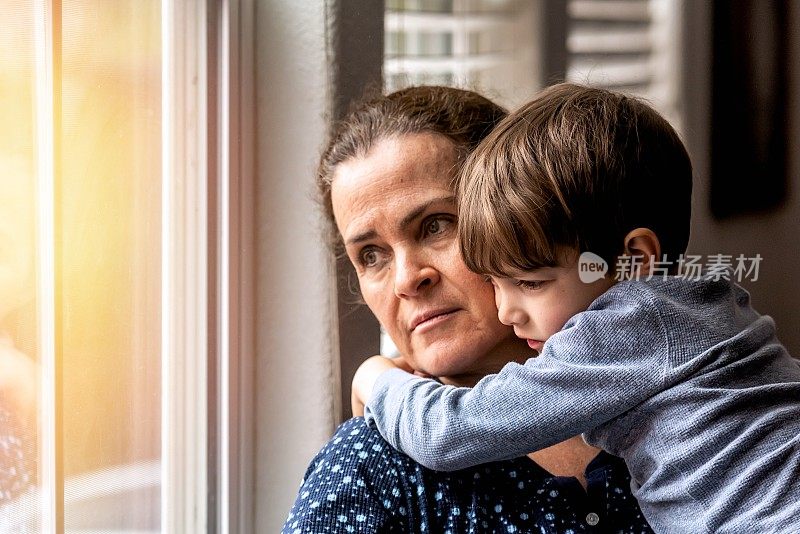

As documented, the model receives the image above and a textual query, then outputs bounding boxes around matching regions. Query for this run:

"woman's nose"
[393,250,439,298]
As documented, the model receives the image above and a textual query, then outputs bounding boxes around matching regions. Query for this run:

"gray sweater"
[365,276,800,533]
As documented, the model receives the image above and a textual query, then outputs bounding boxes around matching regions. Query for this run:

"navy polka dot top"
[283,418,653,533]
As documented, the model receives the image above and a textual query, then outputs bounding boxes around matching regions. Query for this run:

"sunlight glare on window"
[0,1,163,531]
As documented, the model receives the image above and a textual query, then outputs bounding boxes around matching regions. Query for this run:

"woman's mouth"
[410,308,460,333]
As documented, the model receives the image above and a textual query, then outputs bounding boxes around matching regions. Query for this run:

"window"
[1,0,162,529]
[0,1,254,531]
[566,0,683,130]
[385,0,541,109]
[386,0,684,128]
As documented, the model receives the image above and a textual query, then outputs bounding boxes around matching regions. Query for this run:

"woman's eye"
[359,248,379,267]
[423,216,452,237]
[358,247,389,269]
[515,279,546,290]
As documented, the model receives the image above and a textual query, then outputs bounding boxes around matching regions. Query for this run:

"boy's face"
[489,249,616,352]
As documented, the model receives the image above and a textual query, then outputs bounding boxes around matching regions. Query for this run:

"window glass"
[566,0,681,129]
[0,1,162,530]
[0,0,39,524]
[60,2,161,530]
[385,0,539,109]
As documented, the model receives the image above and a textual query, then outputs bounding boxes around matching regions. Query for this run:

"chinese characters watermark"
[614,253,762,282]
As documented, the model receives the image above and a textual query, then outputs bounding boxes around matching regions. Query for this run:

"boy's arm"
[363,301,671,471]
[351,355,411,416]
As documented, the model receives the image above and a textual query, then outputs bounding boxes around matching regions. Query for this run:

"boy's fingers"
[351,390,365,417]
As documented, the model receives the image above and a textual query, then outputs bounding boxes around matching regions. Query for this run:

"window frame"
[33,0,63,529]
[162,0,255,531]
[26,0,256,531]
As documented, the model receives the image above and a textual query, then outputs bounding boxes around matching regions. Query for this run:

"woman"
[283,86,652,532]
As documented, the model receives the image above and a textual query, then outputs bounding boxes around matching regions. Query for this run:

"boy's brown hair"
[457,82,692,276]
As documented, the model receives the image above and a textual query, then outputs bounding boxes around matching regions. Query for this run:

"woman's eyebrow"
[397,195,455,230]
[345,195,455,246]
[346,229,376,246]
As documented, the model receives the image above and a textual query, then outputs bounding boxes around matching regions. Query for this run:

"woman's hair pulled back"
[317,85,507,250]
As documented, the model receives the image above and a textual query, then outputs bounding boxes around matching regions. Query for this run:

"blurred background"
[1,0,797,531]
[376,0,799,370]
[1,1,160,531]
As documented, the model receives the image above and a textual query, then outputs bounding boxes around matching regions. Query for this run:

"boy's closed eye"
[482,275,551,291]
[514,279,548,290]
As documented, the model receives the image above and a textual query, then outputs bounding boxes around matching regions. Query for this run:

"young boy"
[351,83,800,533]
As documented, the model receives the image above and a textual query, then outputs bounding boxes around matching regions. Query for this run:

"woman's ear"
[623,228,662,278]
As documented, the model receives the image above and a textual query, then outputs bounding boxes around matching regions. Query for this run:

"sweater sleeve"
[364,287,671,471]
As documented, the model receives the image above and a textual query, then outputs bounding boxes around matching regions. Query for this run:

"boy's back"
[355,83,800,533]
[584,276,799,532]
[367,275,800,533]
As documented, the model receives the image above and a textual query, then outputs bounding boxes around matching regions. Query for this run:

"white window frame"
[27,0,255,531]
[162,0,255,532]
[215,0,256,531]
[252,1,337,530]
[160,0,210,530]
[33,0,62,530]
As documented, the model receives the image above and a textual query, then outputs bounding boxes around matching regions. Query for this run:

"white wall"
[254,1,337,530]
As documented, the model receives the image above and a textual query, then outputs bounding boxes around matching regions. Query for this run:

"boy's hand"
[351,355,411,416]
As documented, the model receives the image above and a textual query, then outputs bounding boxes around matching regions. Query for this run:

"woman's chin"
[408,336,497,376]
[409,353,479,383]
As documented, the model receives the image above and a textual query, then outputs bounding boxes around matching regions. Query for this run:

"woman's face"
[331,133,531,385]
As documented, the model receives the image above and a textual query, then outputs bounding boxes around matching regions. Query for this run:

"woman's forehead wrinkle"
[339,191,400,244]
[397,195,455,229]
[334,133,458,247]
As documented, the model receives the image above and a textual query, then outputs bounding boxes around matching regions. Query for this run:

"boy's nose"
[495,290,527,327]
[497,305,527,327]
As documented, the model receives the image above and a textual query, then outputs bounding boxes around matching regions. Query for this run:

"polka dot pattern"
[283,418,653,533]
[0,399,33,503]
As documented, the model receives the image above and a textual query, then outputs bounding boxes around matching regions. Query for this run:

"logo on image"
[578,252,608,284]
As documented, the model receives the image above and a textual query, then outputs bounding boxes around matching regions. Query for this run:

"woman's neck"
[526,435,601,491]
[438,336,533,387]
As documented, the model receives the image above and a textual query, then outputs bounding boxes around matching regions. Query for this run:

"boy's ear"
[623,228,662,276]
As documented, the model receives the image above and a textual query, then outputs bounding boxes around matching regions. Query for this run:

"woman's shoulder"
[320,417,401,462]
[301,417,413,486]
[285,417,423,533]
[330,416,392,448]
